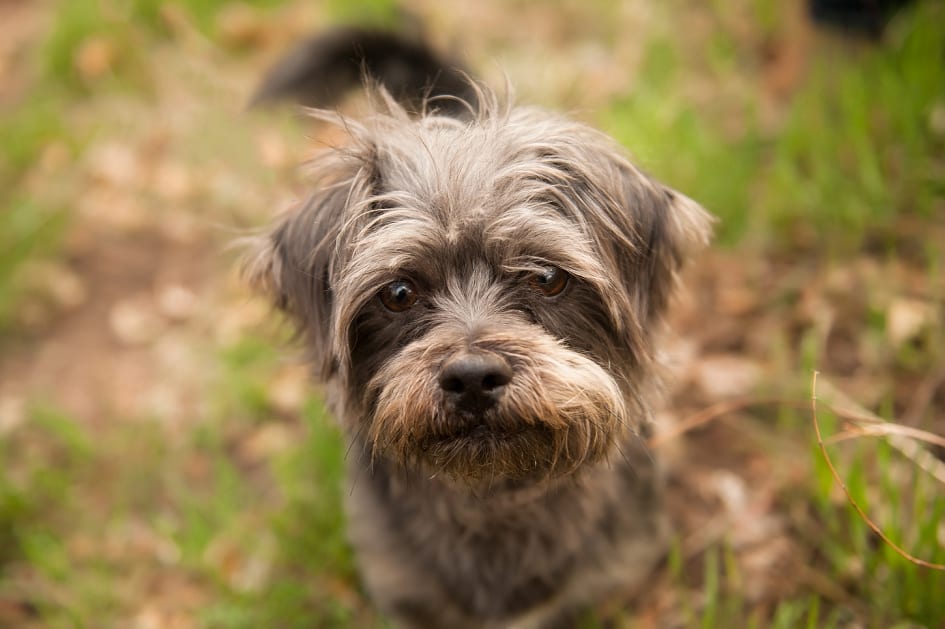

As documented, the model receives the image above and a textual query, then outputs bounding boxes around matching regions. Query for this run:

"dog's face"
[248,94,712,485]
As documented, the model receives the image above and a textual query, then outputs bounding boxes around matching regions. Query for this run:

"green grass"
[809,406,945,626]
[0,91,75,184]
[204,399,361,628]
[0,93,74,334]
[190,330,360,626]
[0,406,90,566]
[217,335,286,420]
[599,31,764,246]
[42,1,152,92]
[601,0,945,253]
[40,0,292,92]
[326,0,402,28]
[0,333,360,626]
[0,405,94,623]
[657,398,945,628]
[765,5,945,248]
[0,199,68,334]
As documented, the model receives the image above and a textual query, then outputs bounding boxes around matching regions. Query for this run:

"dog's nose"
[438,352,512,410]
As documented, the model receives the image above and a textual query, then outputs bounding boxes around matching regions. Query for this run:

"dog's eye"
[379,279,419,312]
[529,266,569,297]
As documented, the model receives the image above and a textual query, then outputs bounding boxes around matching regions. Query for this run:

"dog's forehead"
[370,116,594,242]
[337,111,626,293]
[376,122,516,205]
[368,168,584,277]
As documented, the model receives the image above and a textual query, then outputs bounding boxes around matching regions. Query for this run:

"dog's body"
[346,430,664,627]
[248,31,711,627]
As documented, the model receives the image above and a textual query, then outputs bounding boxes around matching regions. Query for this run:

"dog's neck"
[348,433,642,515]
[395,462,586,510]
[343,431,664,623]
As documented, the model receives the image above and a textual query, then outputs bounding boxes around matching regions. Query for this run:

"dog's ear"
[243,181,355,378]
[608,162,714,325]
[643,185,714,318]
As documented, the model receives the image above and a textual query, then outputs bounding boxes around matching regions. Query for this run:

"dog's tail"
[249,27,476,116]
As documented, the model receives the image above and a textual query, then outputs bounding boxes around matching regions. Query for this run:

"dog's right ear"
[243,181,353,379]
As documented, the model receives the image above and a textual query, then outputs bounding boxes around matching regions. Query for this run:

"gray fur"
[246,85,712,627]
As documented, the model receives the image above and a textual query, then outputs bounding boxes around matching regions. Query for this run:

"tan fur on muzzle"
[367,321,629,482]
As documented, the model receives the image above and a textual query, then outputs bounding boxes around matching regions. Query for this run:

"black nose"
[438,352,512,411]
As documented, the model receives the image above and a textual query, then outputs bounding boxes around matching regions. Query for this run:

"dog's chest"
[353,465,606,620]
[421,504,579,617]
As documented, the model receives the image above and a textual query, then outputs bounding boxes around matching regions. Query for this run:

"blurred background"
[0,0,943,626]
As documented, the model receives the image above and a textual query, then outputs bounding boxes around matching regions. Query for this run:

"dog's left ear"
[654,186,714,270]
[625,174,714,323]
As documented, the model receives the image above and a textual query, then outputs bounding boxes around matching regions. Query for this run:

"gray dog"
[246,29,712,628]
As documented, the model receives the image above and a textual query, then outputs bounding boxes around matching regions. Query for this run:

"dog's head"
[247,91,712,484]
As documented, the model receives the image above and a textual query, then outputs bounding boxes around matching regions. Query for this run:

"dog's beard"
[364,322,630,484]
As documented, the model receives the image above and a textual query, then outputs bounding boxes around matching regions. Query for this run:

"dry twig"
[817,380,945,486]
[648,396,806,449]
[810,371,945,571]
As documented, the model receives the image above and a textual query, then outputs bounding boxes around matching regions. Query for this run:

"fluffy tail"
[250,27,476,116]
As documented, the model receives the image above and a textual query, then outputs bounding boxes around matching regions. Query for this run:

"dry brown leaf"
[930,102,945,137]
[109,296,167,346]
[152,161,195,202]
[0,395,25,435]
[886,297,934,346]
[215,298,270,345]
[157,284,198,321]
[238,423,294,464]
[216,3,267,48]
[23,261,88,310]
[78,189,153,232]
[267,363,310,414]
[693,354,763,399]
[75,36,116,80]
[256,131,290,169]
[86,142,142,188]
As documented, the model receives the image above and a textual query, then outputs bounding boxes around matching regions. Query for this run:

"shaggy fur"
[247,38,712,628]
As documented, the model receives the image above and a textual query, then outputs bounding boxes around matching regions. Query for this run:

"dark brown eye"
[379,279,418,312]
[529,266,569,297]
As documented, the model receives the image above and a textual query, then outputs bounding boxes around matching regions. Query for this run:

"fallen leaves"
[24,261,88,310]
[216,3,270,50]
[886,297,937,347]
[151,161,195,203]
[266,363,310,416]
[693,354,764,399]
[74,36,117,81]
[203,528,276,594]
[109,295,167,346]
[236,422,295,465]
[86,141,143,188]
[0,395,25,435]
[156,284,198,322]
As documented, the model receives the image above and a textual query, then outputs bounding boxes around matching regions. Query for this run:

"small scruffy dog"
[247,29,712,628]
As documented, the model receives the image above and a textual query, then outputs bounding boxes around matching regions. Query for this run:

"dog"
[246,28,713,628]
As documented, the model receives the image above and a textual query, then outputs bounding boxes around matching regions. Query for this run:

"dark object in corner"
[249,27,476,115]
[808,0,917,38]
